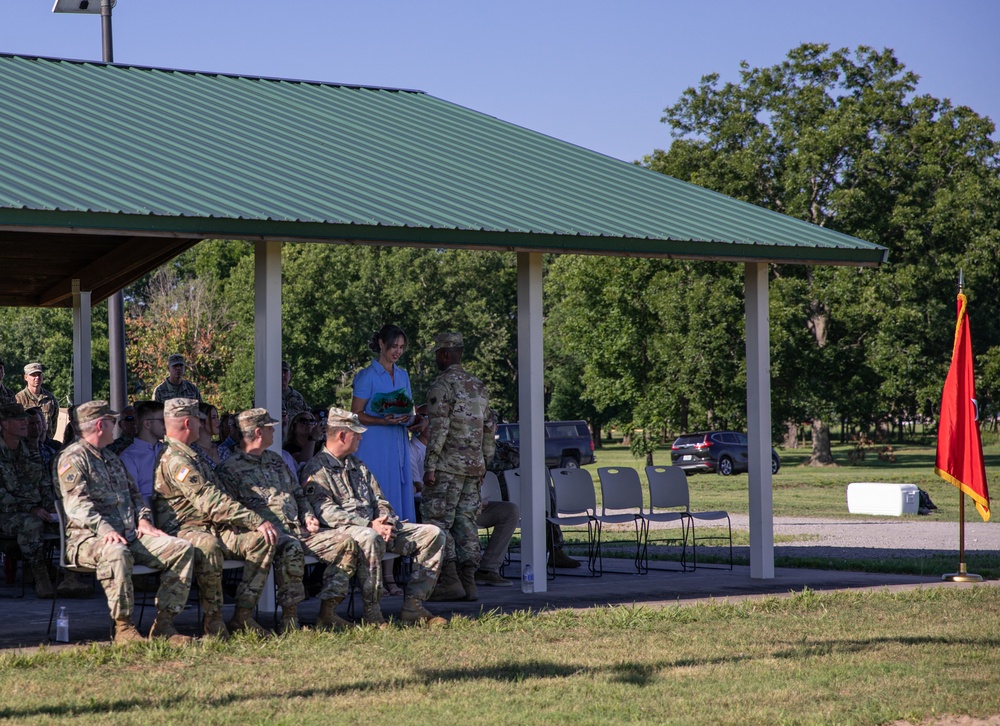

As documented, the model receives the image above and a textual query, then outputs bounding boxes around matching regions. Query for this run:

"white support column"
[254,241,282,613]
[72,279,92,404]
[745,262,774,579]
[516,252,546,592]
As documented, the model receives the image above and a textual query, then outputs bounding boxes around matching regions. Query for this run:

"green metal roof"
[0,54,887,266]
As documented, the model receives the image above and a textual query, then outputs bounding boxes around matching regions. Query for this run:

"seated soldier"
[154,398,279,639]
[107,405,138,455]
[217,408,359,632]
[56,400,195,645]
[301,407,446,627]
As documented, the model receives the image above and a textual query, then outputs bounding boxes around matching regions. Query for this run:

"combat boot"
[315,597,352,630]
[400,597,447,628]
[202,610,230,640]
[361,603,388,629]
[114,617,145,645]
[457,562,478,602]
[280,603,300,633]
[149,610,194,645]
[427,560,465,601]
[228,606,268,636]
[550,548,581,569]
[57,570,92,597]
[29,560,54,599]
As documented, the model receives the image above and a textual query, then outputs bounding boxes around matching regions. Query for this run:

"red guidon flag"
[935,292,990,521]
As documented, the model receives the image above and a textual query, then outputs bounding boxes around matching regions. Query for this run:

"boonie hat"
[237,407,280,432]
[0,402,31,420]
[76,400,118,425]
[164,398,200,418]
[326,406,367,434]
[431,332,464,353]
[24,362,43,375]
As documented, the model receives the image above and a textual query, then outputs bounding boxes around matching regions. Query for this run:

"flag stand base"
[942,564,983,582]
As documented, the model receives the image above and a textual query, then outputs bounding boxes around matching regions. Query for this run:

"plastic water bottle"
[521,564,534,594]
[56,607,69,643]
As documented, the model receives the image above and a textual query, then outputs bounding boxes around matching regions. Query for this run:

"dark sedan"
[670,431,780,476]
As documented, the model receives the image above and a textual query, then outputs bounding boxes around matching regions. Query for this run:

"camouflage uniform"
[107,436,134,456]
[0,382,16,405]
[423,363,495,566]
[152,379,202,403]
[217,447,358,609]
[154,435,275,614]
[282,387,309,419]
[302,449,444,605]
[56,439,193,619]
[16,388,59,441]
[0,437,54,564]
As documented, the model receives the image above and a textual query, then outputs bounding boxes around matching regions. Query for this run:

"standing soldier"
[422,332,495,602]
[217,408,359,631]
[153,354,202,403]
[154,398,278,639]
[281,361,309,419]
[55,400,195,644]
[16,362,59,440]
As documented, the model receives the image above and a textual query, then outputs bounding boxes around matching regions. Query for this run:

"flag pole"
[943,270,983,582]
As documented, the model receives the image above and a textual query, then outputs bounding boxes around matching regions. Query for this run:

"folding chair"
[643,466,692,572]
[479,471,504,564]
[547,468,602,578]
[595,467,647,574]
[645,465,731,570]
[48,499,160,639]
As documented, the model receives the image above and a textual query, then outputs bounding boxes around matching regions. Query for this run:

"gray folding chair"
[645,465,731,570]
[547,468,602,578]
[643,466,693,572]
[595,467,647,574]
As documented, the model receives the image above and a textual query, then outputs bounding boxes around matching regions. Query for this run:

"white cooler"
[847,482,920,516]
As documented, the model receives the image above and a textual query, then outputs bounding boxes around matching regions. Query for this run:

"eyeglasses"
[121,416,135,422]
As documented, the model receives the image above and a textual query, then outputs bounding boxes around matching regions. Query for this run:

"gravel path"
[727,513,1000,560]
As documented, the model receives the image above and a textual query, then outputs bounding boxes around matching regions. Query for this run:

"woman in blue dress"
[351,324,416,595]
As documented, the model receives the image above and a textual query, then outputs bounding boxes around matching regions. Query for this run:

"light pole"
[52,0,128,413]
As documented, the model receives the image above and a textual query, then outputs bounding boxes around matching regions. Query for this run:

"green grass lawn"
[4,587,1000,724]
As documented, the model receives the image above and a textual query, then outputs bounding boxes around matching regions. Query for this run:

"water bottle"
[521,563,534,594]
[56,607,69,643]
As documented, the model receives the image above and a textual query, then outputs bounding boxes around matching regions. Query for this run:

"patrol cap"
[0,402,31,420]
[281,360,291,372]
[432,332,464,353]
[167,353,185,367]
[326,406,367,433]
[164,397,201,418]
[24,362,43,375]
[76,400,118,425]
[237,407,280,432]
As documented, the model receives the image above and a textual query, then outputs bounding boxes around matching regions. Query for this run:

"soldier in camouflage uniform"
[217,408,358,631]
[153,354,202,403]
[16,363,59,440]
[0,359,17,405]
[154,398,278,639]
[422,332,495,602]
[107,405,137,456]
[281,361,309,419]
[302,407,446,627]
[56,400,195,645]
[0,402,57,597]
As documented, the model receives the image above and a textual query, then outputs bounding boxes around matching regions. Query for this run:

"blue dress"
[352,360,416,522]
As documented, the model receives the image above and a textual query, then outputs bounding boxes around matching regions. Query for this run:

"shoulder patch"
[58,461,72,476]
[177,466,190,482]
[305,484,316,496]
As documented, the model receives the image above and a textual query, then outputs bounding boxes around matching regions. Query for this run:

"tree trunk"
[806,419,837,466]
[593,423,602,449]
[646,450,654,467]
[782,420,799,449]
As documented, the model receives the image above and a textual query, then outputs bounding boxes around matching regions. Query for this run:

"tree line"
[1,44,997,464]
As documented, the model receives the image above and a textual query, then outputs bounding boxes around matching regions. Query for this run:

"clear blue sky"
[3,1,998,163]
